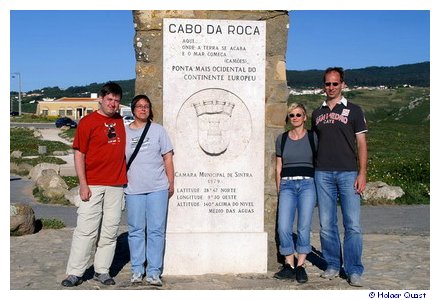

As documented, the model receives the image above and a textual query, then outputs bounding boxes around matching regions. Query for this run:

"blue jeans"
[277,178,317,256]
[315,171,364,276]
[125,190,169,278]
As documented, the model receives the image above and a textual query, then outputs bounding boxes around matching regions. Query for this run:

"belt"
[281,176,311,180]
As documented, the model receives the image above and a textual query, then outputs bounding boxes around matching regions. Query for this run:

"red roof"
[55,97,99,102]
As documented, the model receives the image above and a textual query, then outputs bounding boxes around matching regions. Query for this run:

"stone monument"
[133,10,289,274]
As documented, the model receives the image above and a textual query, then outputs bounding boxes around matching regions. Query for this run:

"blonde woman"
[274,103,317,284]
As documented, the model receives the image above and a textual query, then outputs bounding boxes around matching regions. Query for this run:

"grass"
[10,114,56,123]
[63,176,80,189]
[59,128,76,140]
[367,122,429,204]
[10,127,71,156]
[10,127,69,176]
[11,156,67,166]
[40,218,65,229]
[289,87,430,204]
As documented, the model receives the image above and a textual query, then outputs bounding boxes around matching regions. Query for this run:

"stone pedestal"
[163,18,267,275]
[164,233,267,275]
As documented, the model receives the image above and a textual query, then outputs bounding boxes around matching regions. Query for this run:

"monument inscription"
[163,18,267,274]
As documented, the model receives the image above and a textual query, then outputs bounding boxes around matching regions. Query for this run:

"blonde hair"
[287,103,307,115]
[285,103,307,125]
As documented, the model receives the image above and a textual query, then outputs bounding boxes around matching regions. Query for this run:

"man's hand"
[79,183,92,201]
[355,172,367,194]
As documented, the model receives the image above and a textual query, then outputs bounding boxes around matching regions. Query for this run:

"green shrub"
[41,218,65,229]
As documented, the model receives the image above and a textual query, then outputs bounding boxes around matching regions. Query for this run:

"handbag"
[126,121,151,171]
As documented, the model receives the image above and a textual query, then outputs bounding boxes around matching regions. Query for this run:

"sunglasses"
[289,113,303,118]
[325,82,340,87]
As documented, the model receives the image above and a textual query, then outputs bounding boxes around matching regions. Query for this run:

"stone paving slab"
[10,226,429,291]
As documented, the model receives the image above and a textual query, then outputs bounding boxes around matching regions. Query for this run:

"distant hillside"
[286,62,430,88]
[14,62,429,113]
[23,79,136,106]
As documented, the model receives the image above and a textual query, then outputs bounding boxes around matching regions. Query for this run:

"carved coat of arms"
[193,100,235,155]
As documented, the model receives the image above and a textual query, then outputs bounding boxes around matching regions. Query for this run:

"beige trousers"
[66,185,124,276]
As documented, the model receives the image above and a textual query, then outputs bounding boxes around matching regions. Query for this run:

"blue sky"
[287,10,429,70]
[10,10,429,92]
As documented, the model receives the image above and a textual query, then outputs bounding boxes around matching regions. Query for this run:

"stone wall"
[133,10,289,257]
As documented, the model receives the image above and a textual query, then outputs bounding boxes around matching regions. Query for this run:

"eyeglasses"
[325,82,340,87]
[135,105,150,110]
[289,113,303,118]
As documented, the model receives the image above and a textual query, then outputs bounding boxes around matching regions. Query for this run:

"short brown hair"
[323,67,344,83]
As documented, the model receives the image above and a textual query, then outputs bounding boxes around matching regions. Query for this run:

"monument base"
[163,232,268,275]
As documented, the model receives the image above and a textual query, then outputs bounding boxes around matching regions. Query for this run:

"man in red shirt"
[61,82,127,287]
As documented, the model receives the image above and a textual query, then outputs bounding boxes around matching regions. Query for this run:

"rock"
[11,150,23,159]
[10,162,33,176]
[35,169,70,202]
[33,130,42,138]
[38,145,47,154]
[362,181,405,202]
[65,186,81,207]
[29,163,60,182]
[42,187,70,199]
[10,162,18,173]
[35,169,69,191]
[10,203,36,235]
[52,150,68,156]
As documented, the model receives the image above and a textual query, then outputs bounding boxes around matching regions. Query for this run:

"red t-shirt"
[72,111,127,185]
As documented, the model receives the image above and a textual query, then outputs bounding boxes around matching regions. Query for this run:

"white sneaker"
[131,273,143,284]
[146,276,163,286]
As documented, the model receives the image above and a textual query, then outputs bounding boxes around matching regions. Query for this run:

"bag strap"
[126,121,151,171]
[307,129,317,166]
[280,131,288,157]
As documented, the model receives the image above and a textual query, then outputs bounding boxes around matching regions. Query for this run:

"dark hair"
[131,94,154,121]
[99,81,123,98]
[323,67,344,83]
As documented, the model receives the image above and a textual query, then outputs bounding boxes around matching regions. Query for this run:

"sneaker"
[274,264,296,281]
[320,268,339,279]
[146,276,163,286]
[61,275,83,287]
[295,265,308,283]
[348,274,364,287]
[93,272,116,285]
[131,273,143,284]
